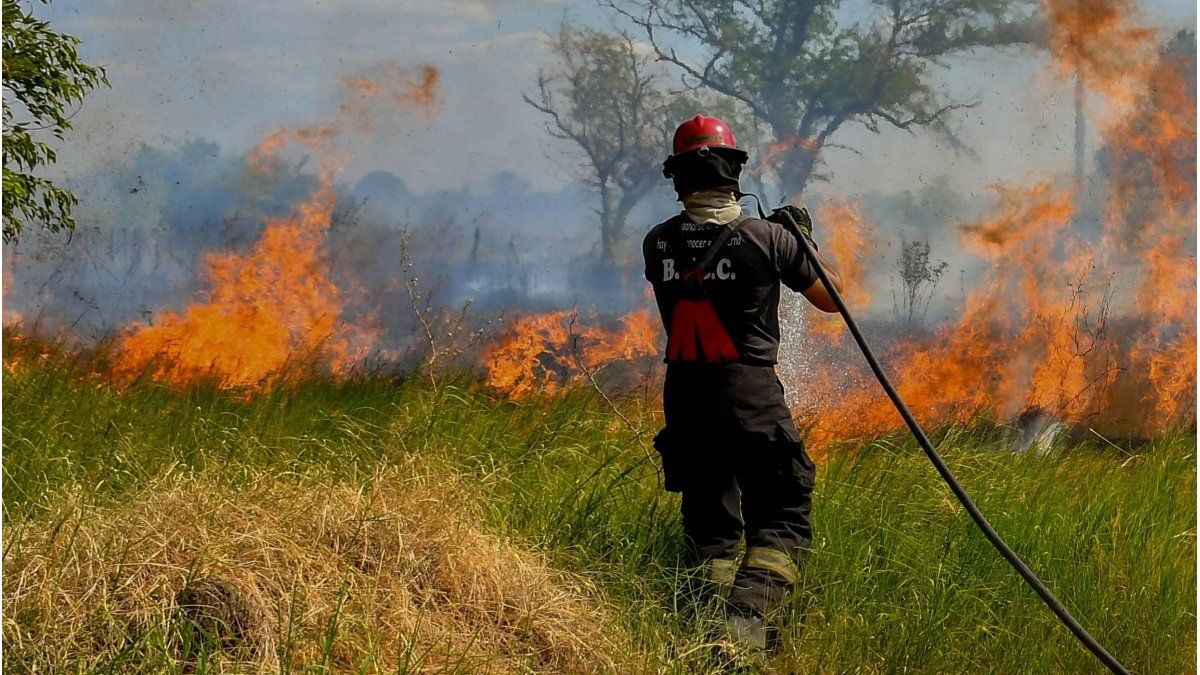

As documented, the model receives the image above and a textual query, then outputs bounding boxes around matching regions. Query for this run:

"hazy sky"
[39,0,1197,201]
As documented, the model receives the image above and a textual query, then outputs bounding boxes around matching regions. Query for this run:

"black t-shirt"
[642,213,819,366]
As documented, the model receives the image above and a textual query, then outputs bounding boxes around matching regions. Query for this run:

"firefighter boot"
[724,610,767,650]
[710,608,770,671]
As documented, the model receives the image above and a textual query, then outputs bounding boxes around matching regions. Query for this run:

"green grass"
[3,353,1196,673]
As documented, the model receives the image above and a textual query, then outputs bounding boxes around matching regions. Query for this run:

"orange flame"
[754,134,818,178]
[111,182,376,389]
[800,183,1090,449]
[1042,0,1156,102]
[482,308,659,400]
[112,64,440,391]
[1110,41,1198,430]
[808,201,874,340]
[252,64,440,172]
[798,36,1195,451]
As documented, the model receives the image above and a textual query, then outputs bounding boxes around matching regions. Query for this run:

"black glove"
[769,204,817,250]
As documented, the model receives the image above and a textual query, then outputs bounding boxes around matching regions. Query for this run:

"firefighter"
[643,115,844,652]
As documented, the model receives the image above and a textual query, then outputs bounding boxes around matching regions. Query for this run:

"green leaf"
[2,0,109,242]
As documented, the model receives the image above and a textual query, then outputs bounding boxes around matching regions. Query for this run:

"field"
[3,351,1196,673]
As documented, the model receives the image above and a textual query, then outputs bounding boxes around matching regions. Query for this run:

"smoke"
[6,46,681,350]
[2,7,1194,441]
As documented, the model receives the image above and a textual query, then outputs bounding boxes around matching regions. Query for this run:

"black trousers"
[655,363,816,617]
[678,433,815,616]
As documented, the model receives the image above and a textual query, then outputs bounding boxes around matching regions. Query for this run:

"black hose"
[778,210,1130,675]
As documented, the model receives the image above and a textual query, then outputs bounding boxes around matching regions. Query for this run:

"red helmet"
[671,115,739,155]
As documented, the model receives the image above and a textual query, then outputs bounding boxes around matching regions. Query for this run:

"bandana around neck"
[682,189,742,228]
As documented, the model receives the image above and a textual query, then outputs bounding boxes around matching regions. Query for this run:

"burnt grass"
[2,352,1195,673]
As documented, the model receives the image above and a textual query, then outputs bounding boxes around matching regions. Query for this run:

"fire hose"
[774,207,1130,675]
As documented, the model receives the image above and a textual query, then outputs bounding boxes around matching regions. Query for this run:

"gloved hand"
[769,204,817,250]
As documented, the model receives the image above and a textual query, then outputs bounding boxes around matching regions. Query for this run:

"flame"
[1110,42,1198,431]
[344,64,440,120]
[1103,43,1197,211]
[801,183,1086,449]
[111,181,377,390]
[798,36,1195,451]
[252,64,440,172]
[807,201,873,340]
[111,64,440,392]
[469,33,1192,453]
[754,134,819,178]
[482,308,659,400]
[479,38,1193,443]
[1042,1,1154,76]
[1132,232,1196,426]
[1042,0,1156,103]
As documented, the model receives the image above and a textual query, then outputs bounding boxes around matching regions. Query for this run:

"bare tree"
[525,25,677,264]
[892,236,948,326]
[610,0,1040,196]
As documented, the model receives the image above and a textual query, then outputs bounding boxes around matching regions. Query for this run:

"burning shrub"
[482,308,660,400]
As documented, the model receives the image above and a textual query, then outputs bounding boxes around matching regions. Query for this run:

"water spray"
[773,207,1130,675]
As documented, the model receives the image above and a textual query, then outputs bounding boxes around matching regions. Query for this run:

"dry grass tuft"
[3,463,635,672]
[173,576,269,663]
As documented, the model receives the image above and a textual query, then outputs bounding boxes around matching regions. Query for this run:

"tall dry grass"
[4,461,634,672]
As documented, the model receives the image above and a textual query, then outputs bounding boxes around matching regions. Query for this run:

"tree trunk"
[599,181,617,266]
[775,144,820,201]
